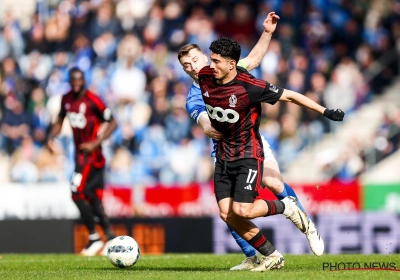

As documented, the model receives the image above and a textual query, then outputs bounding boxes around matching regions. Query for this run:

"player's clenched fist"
[323,108,345,121]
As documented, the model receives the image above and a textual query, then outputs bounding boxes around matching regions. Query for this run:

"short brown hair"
[177,44,202,61]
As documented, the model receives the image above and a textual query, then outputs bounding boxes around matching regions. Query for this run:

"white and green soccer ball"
[107,236,140,268]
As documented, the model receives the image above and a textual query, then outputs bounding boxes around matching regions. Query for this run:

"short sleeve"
[186,84,207,123]
[237,60,247,69]
[88,94,112,122]
[248,82,284,105]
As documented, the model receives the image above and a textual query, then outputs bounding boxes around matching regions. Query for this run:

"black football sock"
[74,198,96,235]
[91,197,115,240]
[264,200,285,216]
[248,230,276,256]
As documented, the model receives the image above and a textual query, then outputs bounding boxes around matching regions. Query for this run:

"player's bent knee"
[225,211,240,226]
[219,211,228,222]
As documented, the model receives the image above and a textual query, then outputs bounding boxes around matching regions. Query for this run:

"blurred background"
[0,0,399,254]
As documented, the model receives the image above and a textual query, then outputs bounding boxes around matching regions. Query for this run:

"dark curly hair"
[69,66,84,77]
[209,37,241,64]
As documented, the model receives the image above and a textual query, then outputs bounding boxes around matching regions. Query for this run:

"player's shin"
[73,198,96,234]
[74,197,104,256]
[91,197,115,240]
[227,225,256,257]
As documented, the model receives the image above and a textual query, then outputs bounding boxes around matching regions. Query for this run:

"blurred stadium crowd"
[0,0,399,185]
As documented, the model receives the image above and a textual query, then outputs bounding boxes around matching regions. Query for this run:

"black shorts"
[214,158,263,203]
[71,163,104,200]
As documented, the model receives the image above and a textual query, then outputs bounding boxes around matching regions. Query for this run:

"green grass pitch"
[0,254,399,280]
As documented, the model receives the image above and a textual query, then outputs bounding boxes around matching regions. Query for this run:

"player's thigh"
[232,159,262,203]
[262,160,284,194]
[214,158,234,203]
[70,163,90,196]
[83,166,105,199]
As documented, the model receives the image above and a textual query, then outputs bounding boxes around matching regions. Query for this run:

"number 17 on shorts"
[244,169,258,190]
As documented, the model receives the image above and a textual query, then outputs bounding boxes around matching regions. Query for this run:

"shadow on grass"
[90,267,233,272]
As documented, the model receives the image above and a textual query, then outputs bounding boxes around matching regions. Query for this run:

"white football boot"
[250,250,285,272]
[80,233,104,256]
[306,219,324,256]
[282,196,309,234]
[80,239,104,256]
[230,255,260,271]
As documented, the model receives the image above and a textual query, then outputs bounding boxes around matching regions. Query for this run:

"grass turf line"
[0,254,399,280]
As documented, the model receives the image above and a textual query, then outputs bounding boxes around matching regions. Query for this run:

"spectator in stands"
[107,147,134,186]
[110,34,150,152]
[164,94,191,144]
[89,2,121,41]
[110,34,146,104]
[1,96,30,155]
[44,7,71,52]
[9,134,39,183]
[35,141,65,182]
[148,77,170,126]
[19,50,52,82]
[25,20,48,54]
[72,34,93,75]
[27,87,51,146]
[0,14,25,61]
[1,57,25,101]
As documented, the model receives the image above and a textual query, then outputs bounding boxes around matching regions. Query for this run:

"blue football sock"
[227,225,256,257]
[276,183,306,213]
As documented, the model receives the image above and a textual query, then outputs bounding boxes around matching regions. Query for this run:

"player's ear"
[229,60,236,71]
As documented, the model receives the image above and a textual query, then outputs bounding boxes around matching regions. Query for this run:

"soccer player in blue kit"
[178,12,325,270]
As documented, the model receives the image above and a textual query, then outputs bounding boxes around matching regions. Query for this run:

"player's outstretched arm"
[279,89,345,121]
[48,117,63,139]
[240,12,280,71]
[97,117,118,143]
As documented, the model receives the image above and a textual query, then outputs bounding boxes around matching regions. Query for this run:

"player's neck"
[216,70,237,85]
[74,89,87,99]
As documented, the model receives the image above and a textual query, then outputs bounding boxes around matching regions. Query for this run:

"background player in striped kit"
[48,67,117,256]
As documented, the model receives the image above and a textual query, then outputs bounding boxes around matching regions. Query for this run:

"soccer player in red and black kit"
[198,38,344,271]
[48,67,117,256]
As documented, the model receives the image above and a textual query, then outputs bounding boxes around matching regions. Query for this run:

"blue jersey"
[186,82,217,157]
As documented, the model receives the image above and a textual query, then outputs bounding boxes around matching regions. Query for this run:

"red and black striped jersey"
[59,90,112,167]
[198,66,283,161]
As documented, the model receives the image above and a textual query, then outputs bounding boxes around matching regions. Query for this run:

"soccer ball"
[107,236,140,268]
